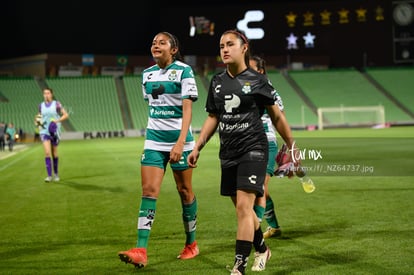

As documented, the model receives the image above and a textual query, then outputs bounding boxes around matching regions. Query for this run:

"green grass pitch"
[0,127,413,274]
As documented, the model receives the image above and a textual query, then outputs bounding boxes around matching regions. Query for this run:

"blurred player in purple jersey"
[36,88,69,182]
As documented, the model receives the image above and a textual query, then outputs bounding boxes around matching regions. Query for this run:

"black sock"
[234,240,252,274]
[253,227,267,253]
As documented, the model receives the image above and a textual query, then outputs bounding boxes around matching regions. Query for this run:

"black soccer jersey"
[206,68,276,160]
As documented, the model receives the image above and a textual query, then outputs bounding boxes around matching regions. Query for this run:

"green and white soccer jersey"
[142,60,198,152]
[262,91,284,143]
[262,91,284,175]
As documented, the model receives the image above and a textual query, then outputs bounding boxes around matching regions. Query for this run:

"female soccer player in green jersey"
[118,32,199,268]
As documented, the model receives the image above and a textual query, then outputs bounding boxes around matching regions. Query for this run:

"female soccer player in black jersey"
[187,30,299,275]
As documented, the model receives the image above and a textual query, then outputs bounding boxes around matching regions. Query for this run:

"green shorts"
[267,141,278,176]
[141,149,191,171]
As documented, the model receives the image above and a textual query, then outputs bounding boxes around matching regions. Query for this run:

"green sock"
[136,197,157,248]
[265,197,280,229]
[182,197,197,244]
[253,204,265,222]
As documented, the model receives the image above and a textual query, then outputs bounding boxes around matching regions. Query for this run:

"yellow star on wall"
[303,11,315,26]
[286,12,297,27]
[375,6,384,21]
[356,7,367,22]
[338,8,350,24]
[320,9,331,25]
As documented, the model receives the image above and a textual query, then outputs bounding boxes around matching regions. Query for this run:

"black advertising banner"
[160,0,397,67]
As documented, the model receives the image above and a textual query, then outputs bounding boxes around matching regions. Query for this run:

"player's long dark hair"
[160,31,184,62]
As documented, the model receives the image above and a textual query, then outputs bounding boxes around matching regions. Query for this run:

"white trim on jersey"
[181,77,198,99]
[147,118,183,131]
[262,114,277,142]
[144,140,195,152]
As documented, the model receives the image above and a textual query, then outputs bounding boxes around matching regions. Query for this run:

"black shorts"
[220,150,268,197]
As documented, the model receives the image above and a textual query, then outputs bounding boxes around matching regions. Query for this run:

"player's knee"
[177,188,193,202]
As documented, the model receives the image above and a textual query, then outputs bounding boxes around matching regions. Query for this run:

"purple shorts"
[40,134,60,146]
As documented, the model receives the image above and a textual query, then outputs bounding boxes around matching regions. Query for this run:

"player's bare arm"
[266,104,294,148]
[58,107,69,123]
[170,98,192,163]
[187,113,218,168]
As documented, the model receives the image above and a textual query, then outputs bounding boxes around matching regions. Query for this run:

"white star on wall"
[303,32,316,48]
[286,33,298,49]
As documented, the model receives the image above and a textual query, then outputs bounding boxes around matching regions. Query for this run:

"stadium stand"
[267,70,318,128]
[287,68,413,125]
[122,75,148,131]
[45,76,124,131]
[0,77,41,134]
[1,67,413,140]
[364,67,414,120]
